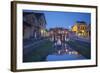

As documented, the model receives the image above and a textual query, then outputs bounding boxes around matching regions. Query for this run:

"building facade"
[71,21,90,37]
[87,24,91,38]
[23,12,47,39]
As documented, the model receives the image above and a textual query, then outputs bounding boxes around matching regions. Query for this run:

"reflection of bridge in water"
[56,45,77,55]
[46,39,86,61]
[53,40,79,55]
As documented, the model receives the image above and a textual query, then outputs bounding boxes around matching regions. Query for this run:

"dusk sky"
[23,10,91,30]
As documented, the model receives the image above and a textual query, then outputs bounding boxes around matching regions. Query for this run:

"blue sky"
[23,10,91,30]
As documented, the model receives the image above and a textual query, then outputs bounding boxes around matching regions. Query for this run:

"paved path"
[23,39,48,49]
[71,36,90,43]
[23,38,49,55]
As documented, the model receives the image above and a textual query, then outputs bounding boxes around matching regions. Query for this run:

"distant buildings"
[23,12,47,39]
[87,24,91,38]
[71,21,90,38]
[49,27,69,42]
[23,11,90,40]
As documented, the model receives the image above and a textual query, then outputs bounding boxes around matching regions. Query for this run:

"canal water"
[46,40,86,61]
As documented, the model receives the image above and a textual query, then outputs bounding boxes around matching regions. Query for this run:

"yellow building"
[71,21,89,37]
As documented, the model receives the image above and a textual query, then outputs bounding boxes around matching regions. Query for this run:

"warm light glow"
[41,29,44,33]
